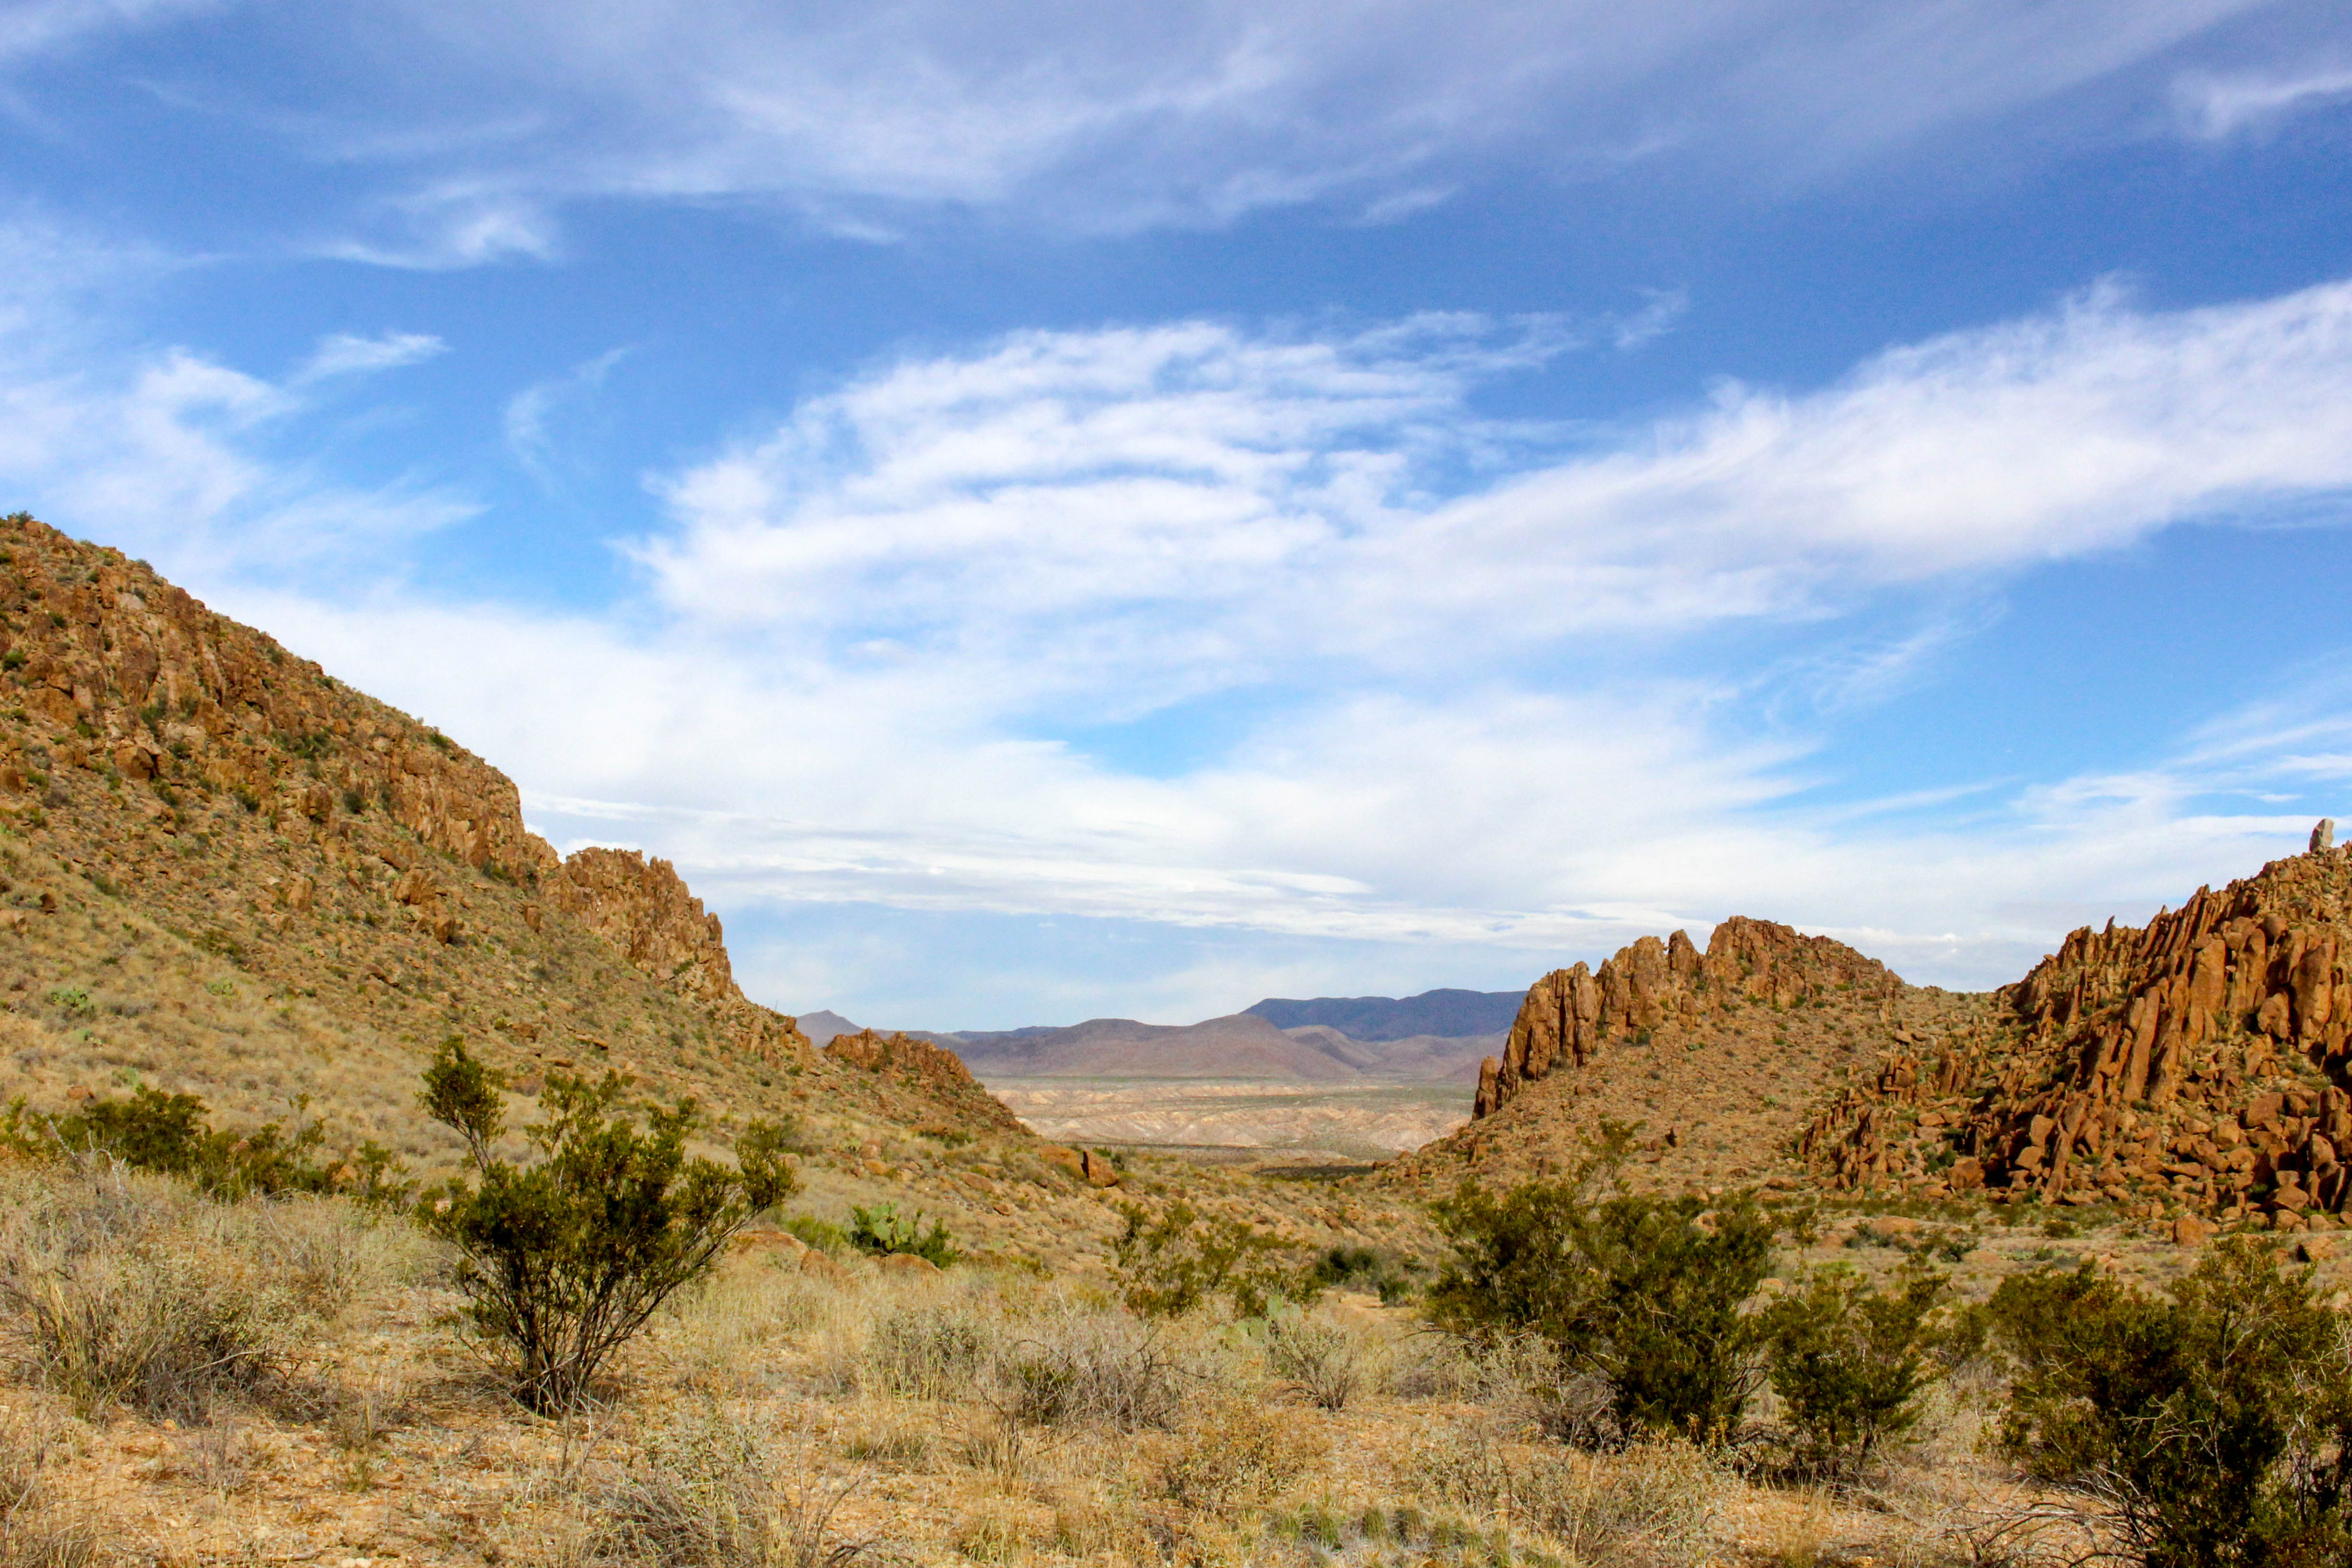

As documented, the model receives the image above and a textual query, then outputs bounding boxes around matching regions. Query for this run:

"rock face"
[544,847,738,1006]
[0,520,552,882]
[1383,915,1945,1196]
[1475,916,1904,1119]
[1803,826,2352,1228]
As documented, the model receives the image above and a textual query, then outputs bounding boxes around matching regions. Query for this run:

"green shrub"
[1,1088,408,1205]
[1109,1200,1302,1318]
[1306,1244,1425,1305]
[847,1202,958,1267]
[1985,1237,2352,1567]
[1427,1172,1773,1444]
[1761,1263,1945,1480]
[417,1039,797,1412]
[782,1214,849,1256]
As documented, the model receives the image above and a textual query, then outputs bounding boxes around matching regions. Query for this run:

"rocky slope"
[1380,917,1983,1193]
[1802,823,2352,1231]
[0,512,1439,1275]
[0,513,1002,1168]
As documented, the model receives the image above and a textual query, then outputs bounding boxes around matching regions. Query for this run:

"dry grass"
[0,1410,102,1568]
[0,1160,428,1423]
[1154,1394,1329,1511]
[584,1407,882,1568]
[1409,1419,1733,1566]
[0,1162,292,1419]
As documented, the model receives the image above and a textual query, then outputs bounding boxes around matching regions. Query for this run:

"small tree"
[417,1039,796,1412]
[1987,1237,2352,1567]
[1428,1160,1774,1444]
[1762,1263,1945,1480]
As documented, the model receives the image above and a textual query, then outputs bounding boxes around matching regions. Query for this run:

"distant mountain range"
[1243,988,1526,1041]
[795,985,1527,1083]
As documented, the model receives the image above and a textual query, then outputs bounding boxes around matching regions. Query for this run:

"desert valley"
[1,514,2351,1567]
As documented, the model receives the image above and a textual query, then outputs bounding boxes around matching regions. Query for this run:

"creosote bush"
[1110,1200,1305,1319]
[1427,1141,1773,1444]
[417,1038,797,1412]
[1,1087,409,1205]
[1760,1262,1946,1482]
[1985,1235,2352,1568]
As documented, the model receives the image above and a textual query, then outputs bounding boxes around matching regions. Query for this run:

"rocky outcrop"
[544,847,737,1006]
[1475,916,1904,1118]
[0,515,552,881]
[824,1030,1028,1137]
[1803,827,2352,1229]
[0,512,819,1067]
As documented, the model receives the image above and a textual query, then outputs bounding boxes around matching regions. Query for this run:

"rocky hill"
[1380,916,1984,1193]
[0,515,1014,1173]
[1801,823,2352,1233]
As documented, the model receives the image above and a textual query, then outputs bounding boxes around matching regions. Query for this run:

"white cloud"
[5,205,2352,1016]
[37,0,2313,248]
[293,330,446,383]
[0,219,475,576]
[504,346,629,488]
[643,277,2352,714]
[2174,63,2352,137]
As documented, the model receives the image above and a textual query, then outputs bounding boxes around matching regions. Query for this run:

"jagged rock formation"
[543,847,735,1004]
[823,1029,1028,1137]
[1384,916,1960,1195]
[1475,916,1904,1118]
[1803,829,2352,1229]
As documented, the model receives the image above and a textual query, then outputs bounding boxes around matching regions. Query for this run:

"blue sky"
[4,2,2352,1028]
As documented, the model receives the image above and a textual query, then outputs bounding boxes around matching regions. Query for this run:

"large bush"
[1427,1173,1774,1444]
[417,1039,797,1412]
[1109,1200,1303,1318]
[1760,1263,1945,1481]
[1986,1237,2352,1567]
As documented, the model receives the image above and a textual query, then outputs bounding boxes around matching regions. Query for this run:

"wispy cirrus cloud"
[0,220,471,575]
[2173,62,2352,137]
[7,0,2319,256]
[644,276,2352,709]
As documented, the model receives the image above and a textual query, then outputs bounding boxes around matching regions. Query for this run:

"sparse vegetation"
[417,1038,797,1411]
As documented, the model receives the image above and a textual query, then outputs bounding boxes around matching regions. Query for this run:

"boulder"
[799,1247,850,1284]
[879,1252,939,1277]
[2172,1214,2215,1247]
